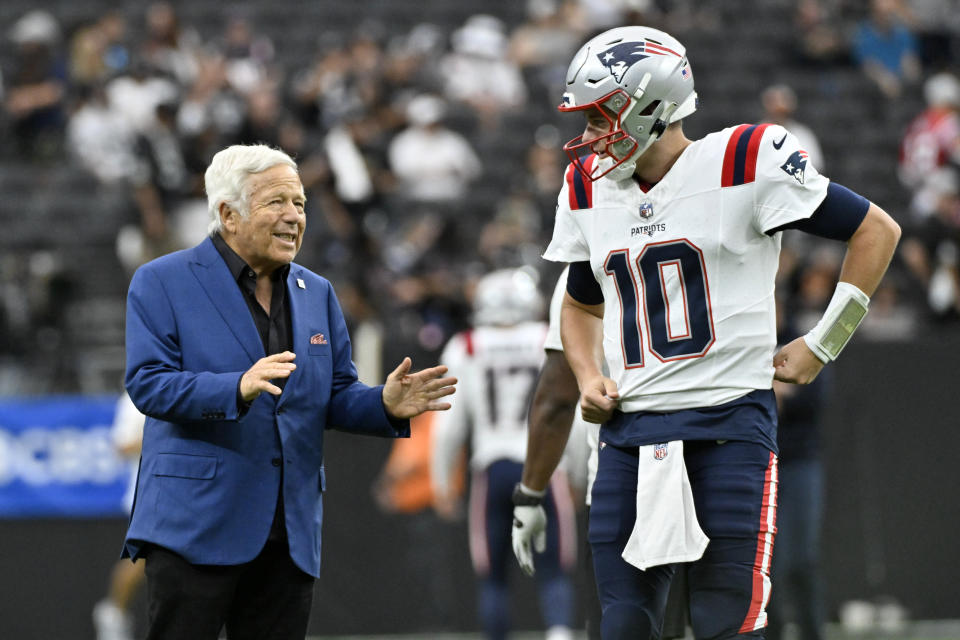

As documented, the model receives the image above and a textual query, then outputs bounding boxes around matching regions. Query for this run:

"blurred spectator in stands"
[792,0,850,67]
[0,252,31,367]
[25,251,78,391]
[382,23,447,99]
[903,0,960,70]
[3,9,67,161]
[526,124,566,214]
[898,71,960,210]
[900,168,960,322]
[323,113,378,216]
[509,0,584,94]
[570,0,629,31]
[388,93,482,206]
[138,2,200,86]
[857,272,919,339]
[761,83,825,170]
[218,12,276,96]
[478,192,544,270]
[291,37,359,130]
[113,97,195,274]
[176,51,244,147]
[296,112,378,280]
[69,11,130,85]
[851,0,921,100]
[442,15,527,129]
[234,82,286,148]
[106,59,179,134]
[136,99,192,210]
[67,82,141,185]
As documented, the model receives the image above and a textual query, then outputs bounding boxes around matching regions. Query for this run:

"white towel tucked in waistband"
[621,441,709,571]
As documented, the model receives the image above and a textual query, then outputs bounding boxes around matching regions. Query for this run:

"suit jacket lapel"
[189,237,264,364]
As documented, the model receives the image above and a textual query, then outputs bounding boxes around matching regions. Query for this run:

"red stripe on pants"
[739,451,779,633]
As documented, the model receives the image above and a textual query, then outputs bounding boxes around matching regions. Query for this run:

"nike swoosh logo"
[772,134,787,150]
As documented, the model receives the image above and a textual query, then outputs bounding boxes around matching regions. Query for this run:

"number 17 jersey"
[544,124,829,416]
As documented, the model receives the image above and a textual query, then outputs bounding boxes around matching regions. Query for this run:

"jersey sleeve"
[543,267,568,352]
[752,124,830,234]
[543,166,592,263]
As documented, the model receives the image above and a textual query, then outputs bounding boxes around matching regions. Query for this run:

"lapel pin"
[297,278,305,289]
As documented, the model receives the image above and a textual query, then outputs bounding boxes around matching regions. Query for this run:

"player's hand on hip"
[773,337,825,384]
[382,357,457,419]
[580,375,619,423]
[512,505,547,577]
[240,351,297,402]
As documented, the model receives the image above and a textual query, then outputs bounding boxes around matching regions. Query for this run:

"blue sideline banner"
[0,395,130,518]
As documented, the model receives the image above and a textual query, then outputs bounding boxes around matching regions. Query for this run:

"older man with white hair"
[121,144,456,640]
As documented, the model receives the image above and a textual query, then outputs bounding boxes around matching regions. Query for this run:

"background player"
[518,25,901,640]
[431,268,577,640]
[93,391,146,640]
[513,267,689,640]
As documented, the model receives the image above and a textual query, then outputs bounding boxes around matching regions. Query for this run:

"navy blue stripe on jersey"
[766,182,870,240]
[572,167,590,209]
[721,124,769,187]
[731,124,759,186]
[566,261,604,305]
[599,389,778,453]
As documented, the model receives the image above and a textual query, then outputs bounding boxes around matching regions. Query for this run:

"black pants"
[143,540,315,640]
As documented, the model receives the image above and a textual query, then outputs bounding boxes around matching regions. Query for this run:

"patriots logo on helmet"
[780,150,808,184]
[598,40,681,83]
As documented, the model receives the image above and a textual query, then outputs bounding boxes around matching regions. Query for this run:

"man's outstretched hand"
[382,357,457,419]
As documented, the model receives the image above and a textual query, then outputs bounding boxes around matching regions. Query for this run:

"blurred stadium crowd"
[0,0,958,395]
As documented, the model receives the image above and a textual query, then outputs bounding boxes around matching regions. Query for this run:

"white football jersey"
[431,322,548,496]
[544,123,829,413]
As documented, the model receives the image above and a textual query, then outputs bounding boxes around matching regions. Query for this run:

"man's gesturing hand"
[240,351,296,402]
[581,375,620,423]
[382,357,457,419]
[512,505,547,576]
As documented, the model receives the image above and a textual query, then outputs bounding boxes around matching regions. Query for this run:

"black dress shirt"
[212,232,292,370]
[212,232,292,541]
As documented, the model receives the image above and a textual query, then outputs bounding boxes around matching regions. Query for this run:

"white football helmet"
[559,26,697,182]
[473,268,544,326]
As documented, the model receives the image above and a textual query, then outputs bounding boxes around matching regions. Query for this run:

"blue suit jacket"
[123,237,408,577]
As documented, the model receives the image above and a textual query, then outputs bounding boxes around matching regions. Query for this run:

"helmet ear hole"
[639,99,661,116]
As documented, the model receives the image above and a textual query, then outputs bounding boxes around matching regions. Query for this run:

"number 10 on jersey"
[603,239,716,367]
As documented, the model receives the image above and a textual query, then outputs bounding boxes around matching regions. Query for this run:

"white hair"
[204,144,298,236]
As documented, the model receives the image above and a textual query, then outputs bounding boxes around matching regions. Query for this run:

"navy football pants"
[470,459,577,640]
[589,440,777,640]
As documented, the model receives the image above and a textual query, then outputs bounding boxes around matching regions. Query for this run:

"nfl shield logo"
[639,202,654,219]
[654,443,668,460]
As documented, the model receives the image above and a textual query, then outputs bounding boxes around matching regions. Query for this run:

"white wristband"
[518,483,547,498]
[803,282,870,363]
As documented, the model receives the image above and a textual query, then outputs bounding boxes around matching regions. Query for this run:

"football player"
[431,268,577,640]
[512,26,900,640]
[513,268,689,640]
